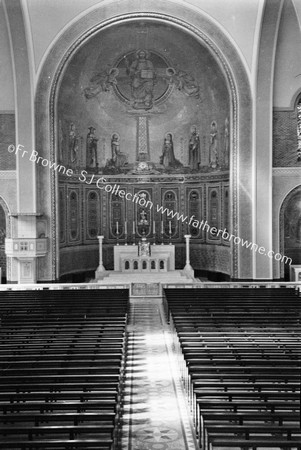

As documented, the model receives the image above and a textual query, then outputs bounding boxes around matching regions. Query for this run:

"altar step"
[95,270,195,296]
[96,270,193,284]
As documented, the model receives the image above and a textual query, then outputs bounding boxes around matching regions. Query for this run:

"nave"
[0,287,300,449]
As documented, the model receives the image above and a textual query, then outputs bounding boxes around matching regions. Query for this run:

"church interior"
[0,0,300,448]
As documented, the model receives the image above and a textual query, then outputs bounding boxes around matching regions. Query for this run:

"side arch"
[279,185,301,279]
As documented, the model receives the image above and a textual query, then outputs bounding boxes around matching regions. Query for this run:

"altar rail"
[0,282,300,292]
[162,281,301,295]
[0,283,128,291]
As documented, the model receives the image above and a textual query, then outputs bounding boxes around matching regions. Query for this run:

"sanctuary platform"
[94,236,196,297]
[94,270,195,297]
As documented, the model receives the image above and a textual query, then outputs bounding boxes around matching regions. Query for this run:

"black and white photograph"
[0,0,300,448]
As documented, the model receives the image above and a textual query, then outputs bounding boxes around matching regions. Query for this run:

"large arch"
[35,1,252,281]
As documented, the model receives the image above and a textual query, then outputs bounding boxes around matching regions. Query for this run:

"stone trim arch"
[35,3,252,280]
[279,184,301,279]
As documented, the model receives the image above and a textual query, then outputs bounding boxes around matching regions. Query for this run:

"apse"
[56,19,231,280]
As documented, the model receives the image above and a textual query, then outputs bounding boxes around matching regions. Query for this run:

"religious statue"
[111,133,127,168]
[69,123,79,166]
[188,125,200,170]
[165,67,200,98]
[209,121,218,169]
[84,67,119,99]
[160,133,182,169]
[86,127,98,168]
[125,50,156,110]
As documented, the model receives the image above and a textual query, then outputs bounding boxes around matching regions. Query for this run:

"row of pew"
[164,287,301,450]
[0,288,129,449]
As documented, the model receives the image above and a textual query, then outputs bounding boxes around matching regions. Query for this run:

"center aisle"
[121,298,198,450]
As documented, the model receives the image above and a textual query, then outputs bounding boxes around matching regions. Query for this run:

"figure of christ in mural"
[125,50,156,110]
[189,125,200,170]
[86,127,98,168]
[160,133,182,169]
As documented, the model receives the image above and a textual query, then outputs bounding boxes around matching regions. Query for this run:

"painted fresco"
[57,21,230,175]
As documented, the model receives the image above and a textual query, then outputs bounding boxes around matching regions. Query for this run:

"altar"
[114,244,175,273]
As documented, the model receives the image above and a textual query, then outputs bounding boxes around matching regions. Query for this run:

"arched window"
[209,190,218,238]
[188,190,201,237]
[133,261,138,270]
[160,260,164,270]
[142,260,147,270]
[151,260,156,269]
[163,190,177,237]
[125,260,130,270]
[87,191,99,239]
[69,190,79,241]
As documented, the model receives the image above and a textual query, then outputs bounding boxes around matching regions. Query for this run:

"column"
[95,235,105,276]
[136,115,150,161]
[183,234,194,277]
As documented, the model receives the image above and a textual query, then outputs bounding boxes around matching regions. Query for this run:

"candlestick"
[132,221,135,235]
[169,220,172,234]
[125,220,127,235]
[116,221,119,235]
[153,221,156,234]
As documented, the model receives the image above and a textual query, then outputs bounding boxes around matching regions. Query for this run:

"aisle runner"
[121,298,197,450]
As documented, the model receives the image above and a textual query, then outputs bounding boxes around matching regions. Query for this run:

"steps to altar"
[94,270,195,297]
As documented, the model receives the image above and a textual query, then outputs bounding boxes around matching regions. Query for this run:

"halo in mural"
[113,50,174,109]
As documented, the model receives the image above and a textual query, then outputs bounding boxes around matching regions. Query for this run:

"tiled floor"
[121,298,198,450]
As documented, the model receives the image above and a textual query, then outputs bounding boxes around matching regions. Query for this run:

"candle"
[161,221,163,234]
[133,221,135,235]
[116,221,119,234]
[153,221,156,234]
[125,220,127,235]
[169,221,172,234]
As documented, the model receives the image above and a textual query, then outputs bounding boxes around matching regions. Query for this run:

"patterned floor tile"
[121,298,198,450]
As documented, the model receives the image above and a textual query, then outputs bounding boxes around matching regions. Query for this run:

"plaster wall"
[25,0,260,77]
[274,0,301,109]
[0,1,15,110]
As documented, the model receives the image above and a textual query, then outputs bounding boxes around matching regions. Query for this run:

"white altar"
[114,244,175,273]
